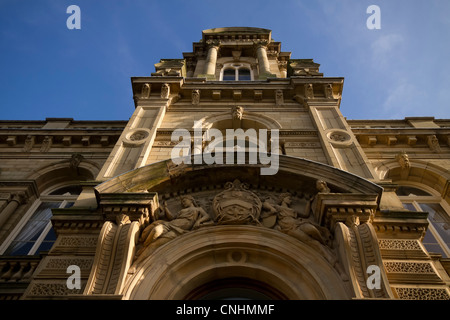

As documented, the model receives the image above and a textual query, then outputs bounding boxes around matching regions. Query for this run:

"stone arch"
[121,225,351,300]
[199,110,282,130]
[92,155,387,300]
[374,159,450,204]
[95,154,381,196]
[26,159,99,193]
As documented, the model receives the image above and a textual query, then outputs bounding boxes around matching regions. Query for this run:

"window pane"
[223,69,235,81]
[4,202,59,255]
[422,230,448,257]
[419,203,450,245]
[238,68,251,81]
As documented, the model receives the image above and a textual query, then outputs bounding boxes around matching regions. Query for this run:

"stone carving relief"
[129,179,348,280]
[212,180,262,225]
[23,135,35,152]
[328,131,351,143]
[40,136,52,153]
[275,89,284,106]
[129,131,148,141]
[141,83,151,98]
[427,135,441,153]
[305,83,314,99]
[192,89,200,105]
[324,84,334,99]
[70,153,84,170]
[232,105,244,120]
[396,151,411,169]
[394,287,450,300]
[161,83,170,99]
[130,195,213,272]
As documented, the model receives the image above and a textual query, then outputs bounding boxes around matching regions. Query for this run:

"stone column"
[0,193,24,228]
[255,43,271,76]
[203,41,220,76]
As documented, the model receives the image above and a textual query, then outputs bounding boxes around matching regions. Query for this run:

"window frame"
[220,63,254,81]
[396,182,450,258]
[0,183,80,256]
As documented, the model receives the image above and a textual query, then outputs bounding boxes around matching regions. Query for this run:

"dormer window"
[220,63,253,81]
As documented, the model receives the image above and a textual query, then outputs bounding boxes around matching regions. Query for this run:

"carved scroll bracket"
[98,192,159,227]
[313,193,379,231]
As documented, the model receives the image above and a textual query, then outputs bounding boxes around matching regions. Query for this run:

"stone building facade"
[0,27,449,300]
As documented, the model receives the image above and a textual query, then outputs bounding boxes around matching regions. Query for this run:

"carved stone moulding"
[123,129,151,147]
[97,192,159,224]
[371,210,429,239]
[377,239,429,259]
[313,193,379,231]
[326,129,352,147]
[392,286,450,300]
[383,260,444,284]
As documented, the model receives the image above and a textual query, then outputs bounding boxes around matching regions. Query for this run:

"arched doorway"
[121,225,351,300]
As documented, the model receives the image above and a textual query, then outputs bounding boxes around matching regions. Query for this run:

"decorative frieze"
[27,281,83,297]
[393,287,450,300]
[383,260,443,284]
[377,239,429,259]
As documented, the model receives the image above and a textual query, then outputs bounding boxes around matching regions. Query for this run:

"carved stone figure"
[261,193,346,279]
[325,84,333,99]
[69,153,84,170]
[305,83,314,99]
[40,136,52,153]
[192,89,200,105]
[213,180,261,225]
[130,195,212,273]
[396,151,411,169]
[161,83,170,99]
[275,89,284,106]
[316,180,331,193]
[304,179,331,218]
[261,193,330,245]
[427,135,441,153]
[23,135,35,152]
[232,106,244,120]
[141,83,151,98]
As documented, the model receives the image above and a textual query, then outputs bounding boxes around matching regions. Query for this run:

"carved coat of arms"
[213,180,262,225]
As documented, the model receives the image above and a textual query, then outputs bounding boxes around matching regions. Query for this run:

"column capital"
[205,39,221,49]
[253,39,269,49]
[10,191,26,205]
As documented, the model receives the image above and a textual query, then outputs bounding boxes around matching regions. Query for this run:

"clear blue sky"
[0,0,449,121]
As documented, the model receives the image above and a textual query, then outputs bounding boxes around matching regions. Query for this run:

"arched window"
[396,184,450,258]
[222,68,236,81]
[220,63,253,81]
[0,185,81,256]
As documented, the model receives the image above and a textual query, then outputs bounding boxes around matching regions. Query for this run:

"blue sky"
[0,0,449,121]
